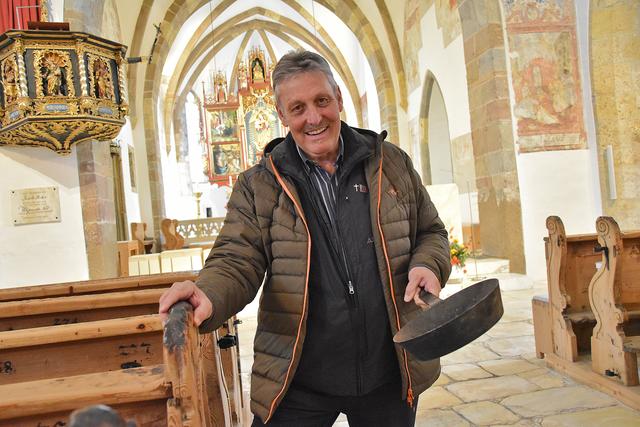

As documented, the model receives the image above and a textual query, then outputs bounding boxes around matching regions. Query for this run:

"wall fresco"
[504,0,585,152]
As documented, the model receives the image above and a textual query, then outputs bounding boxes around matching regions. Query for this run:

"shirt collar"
[295,134,344,173]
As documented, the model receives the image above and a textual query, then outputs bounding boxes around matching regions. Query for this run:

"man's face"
[276,71,343,161]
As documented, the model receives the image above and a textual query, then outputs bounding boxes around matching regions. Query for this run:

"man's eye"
[318,98,329,106]
[291,105,303,113]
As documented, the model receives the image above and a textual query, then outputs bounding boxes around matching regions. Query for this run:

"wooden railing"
[175,217,225,247]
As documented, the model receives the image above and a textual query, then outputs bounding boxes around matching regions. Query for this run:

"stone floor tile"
[541,406,640,426]
[517,368,569,389]
[491,421,536,427]
[417,386,463,410]
[479,359,540,376]
[486,335,536,358]
[485,320,534,338]
[447,375,538,402]
[415,409,470,427]
[501,385,618,417]
[441,343,500,365]
[454,401,520,425]
[500,302,535,322]
[442,363,493,381]
[433,372,452,386]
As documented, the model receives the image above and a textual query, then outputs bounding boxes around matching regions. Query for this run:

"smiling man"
[159,50,451,426]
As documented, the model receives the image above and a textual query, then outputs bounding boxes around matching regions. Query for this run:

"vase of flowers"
[449,234,470,283]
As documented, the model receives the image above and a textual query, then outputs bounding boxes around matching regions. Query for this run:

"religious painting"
[435,0,461,47]
[403,10,423,92]
[245,107,280,167]
[505,0,585,152]
[0,56,19,107]
[504,0,572,26]
[208,109,238,141]
[210,142,243,181]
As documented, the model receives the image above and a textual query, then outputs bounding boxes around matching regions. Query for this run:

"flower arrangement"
[449,230,470,273]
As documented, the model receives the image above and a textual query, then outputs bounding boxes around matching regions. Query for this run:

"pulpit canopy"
[0,28,128,154]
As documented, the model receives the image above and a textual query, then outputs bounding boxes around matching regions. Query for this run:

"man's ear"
[276,103,287,127]
[335,86,344,112]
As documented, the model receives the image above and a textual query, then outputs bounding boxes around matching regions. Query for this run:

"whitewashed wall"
[0,147,89,287]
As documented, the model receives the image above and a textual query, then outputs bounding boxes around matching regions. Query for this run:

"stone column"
[77,140,118,278]
[458,0,526,273]
[66,0,120,278]
[591,0,640,230]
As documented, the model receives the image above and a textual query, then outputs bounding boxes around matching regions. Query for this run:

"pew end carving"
[589,216,640,386]
[162,218,186,251]
[543,216,600,362]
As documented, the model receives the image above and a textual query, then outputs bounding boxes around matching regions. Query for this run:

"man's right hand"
[159,280,213,327]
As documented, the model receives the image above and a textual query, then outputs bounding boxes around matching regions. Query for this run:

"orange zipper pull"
[407,387,414,407]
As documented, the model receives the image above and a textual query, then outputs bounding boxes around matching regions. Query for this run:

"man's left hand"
[404,266,441,309]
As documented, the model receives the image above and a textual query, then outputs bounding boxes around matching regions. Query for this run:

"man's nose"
[305,106,322,125]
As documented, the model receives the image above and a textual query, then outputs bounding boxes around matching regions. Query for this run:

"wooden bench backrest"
[0,271,196,302]
[0,288,165,331]
[0,314,163,384]
[0,302,222,426]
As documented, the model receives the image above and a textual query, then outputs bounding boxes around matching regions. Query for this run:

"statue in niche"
[2,61,18,104]
[216,81,227,103]
[94,59,113,99]
[252,59,264,82]
[238,63,248,90]
[42,52,65,96]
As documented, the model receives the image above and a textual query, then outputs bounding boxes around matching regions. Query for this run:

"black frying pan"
[393,278,503,361]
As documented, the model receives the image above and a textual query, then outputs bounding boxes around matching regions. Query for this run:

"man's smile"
[305,126,329,136]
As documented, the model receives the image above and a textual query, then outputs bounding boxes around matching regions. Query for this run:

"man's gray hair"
[272,50,338,105]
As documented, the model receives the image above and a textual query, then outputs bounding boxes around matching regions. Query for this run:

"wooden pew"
[535,216,601,361]
[0,302,219,426]
[589,216,640,385]
[0,273,245,424]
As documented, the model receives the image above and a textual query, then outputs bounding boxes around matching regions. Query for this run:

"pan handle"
[418,288,442,310]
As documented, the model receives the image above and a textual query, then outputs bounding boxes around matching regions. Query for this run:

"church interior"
[0,0,639,425]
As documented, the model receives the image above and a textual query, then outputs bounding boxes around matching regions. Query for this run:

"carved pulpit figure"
[1,61,18,104]
[43,54,64,96]
[95,60,113,99]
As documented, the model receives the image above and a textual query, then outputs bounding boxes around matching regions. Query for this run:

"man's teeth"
[306,127,327,135]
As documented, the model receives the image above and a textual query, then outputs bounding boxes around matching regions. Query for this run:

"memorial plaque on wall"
[10,187,61,225]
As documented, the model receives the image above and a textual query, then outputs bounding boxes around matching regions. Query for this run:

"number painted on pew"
[1,360,14,373]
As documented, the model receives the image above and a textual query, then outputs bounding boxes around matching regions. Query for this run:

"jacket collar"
[263,121,386,180]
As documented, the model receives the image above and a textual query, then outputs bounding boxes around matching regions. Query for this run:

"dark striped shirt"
[296,136,344,224]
